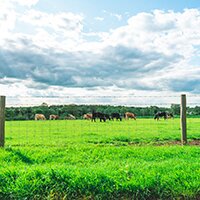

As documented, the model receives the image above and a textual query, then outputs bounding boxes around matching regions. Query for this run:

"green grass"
[0,118,200,199]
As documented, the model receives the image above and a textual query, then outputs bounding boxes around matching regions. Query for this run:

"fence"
[1,94,199,148]
[0,96,5,147]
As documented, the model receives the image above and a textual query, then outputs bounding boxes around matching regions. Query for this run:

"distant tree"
[192,106,200,115]
[41,102,48,107]
[5,103,184,121]
[171,104,180,115]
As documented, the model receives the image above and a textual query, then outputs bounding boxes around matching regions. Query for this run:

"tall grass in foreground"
[0,119,199,199]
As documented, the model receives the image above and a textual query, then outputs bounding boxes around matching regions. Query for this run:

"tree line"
[5,103,199,121]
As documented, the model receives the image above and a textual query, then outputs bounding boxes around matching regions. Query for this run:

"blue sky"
[0,0,200,105]
[25,0,200,32]
[35,0,199,13]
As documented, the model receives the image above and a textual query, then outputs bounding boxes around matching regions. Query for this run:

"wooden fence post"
[0,96,6,147]
[180,94,187,145]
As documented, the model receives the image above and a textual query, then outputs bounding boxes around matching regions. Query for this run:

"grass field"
[0,118,200,199]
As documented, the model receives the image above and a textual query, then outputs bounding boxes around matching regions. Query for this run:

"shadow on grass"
[5,147,34,164]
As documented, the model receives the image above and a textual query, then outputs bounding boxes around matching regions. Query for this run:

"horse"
[124,112,136,120]
[104,114,111,120]
[154,111,168,120]
[111,113,122,121]
[92,111,106,122]
[49,114,59,120]
[35,114,46,120]
[167,113,174,119]
[65,114,76,120]
[83,113,92,120]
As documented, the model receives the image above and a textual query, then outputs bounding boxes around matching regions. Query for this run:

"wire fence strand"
[2,95,200,147]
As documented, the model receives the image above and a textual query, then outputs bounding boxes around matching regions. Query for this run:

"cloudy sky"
[0,0,200,106]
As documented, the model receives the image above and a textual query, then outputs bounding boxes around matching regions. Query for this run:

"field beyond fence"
[0,95,200,199]
[4,118,200,147]
[1,94,200,146]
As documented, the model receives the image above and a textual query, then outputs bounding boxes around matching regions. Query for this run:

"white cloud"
[103,10,122,21]
[11,0,39,7]
[1,7,200,101]
[112,13,122,21]
[21,10,84,34]
[95,17,104,21]
[19,9,85,49]
[103,9,200,58]
[0,1,16,39]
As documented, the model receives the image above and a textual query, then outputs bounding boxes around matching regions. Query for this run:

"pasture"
[0,118,200,199]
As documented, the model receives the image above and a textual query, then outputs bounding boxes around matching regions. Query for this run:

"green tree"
[171,104,180,115]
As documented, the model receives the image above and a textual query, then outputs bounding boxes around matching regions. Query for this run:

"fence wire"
[4,95,200,147]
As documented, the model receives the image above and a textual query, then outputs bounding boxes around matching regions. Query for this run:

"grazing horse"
[83,113,92,120]
[35,114,46,120]
[49,114,59,120]
[124,112,136,120]
[167,113,174,119]
[65,114,76,120]
[104,114,111,120]
[111,113,122,121]
[92,111,106,122]
[154,111,168,120]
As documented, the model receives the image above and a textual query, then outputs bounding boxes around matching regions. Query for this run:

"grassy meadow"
[0,118,200,199]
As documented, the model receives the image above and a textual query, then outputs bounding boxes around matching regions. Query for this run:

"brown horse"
[65,114,76,120]
[83,113,92,120]
[49,114,59,120]
[124,112,136,120]
[35,114,46,120]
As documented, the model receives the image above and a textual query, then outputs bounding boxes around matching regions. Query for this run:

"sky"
[0,0,200,106]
